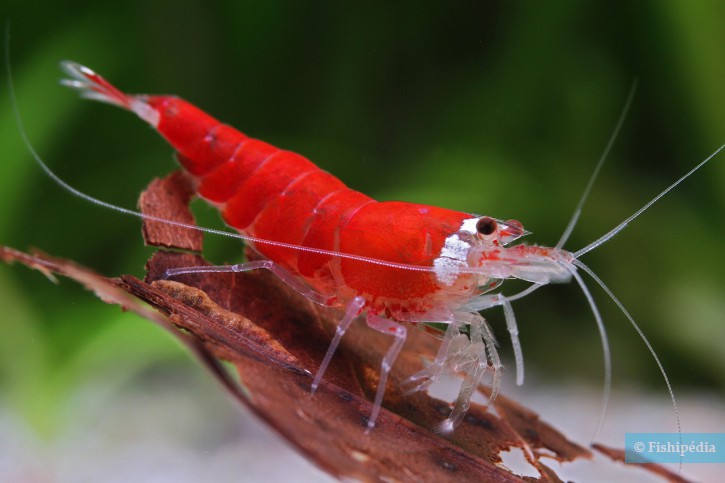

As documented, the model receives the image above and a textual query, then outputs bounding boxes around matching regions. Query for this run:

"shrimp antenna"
[556,79,638,249]
[574,259,681,438]
[575,143,724,258]
[564,264,611,442]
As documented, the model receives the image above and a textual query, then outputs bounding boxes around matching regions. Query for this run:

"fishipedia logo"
[625,433,725,463]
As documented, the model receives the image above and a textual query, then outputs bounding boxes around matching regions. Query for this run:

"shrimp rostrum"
[57,62,723,434]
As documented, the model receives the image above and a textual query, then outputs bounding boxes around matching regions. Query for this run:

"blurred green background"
[0,0,723,476]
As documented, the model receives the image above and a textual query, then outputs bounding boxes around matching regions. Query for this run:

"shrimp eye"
[476,217,497,236]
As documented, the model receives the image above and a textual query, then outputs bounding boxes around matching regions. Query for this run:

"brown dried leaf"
[1,170,691,482]
[138,170,203,252]
[1,247,525,482]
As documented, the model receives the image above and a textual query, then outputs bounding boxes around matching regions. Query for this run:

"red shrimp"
[57,62,724,434]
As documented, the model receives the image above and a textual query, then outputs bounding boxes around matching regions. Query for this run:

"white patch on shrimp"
[131,99,160,127]
[460,217,479,235]
[433,217,477,286]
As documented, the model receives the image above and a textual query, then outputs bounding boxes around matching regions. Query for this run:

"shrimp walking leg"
[163,260,409,431]
[163,260,334,306]
[400,318,464,395]
[464,283,543,385]
[311,296,366,392]
[437,312,501,433]
[163,262,370,399]
[364,313,407,433]
[473,293,524,385]
[405,290,525,399]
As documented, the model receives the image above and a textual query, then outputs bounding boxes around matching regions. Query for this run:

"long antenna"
[556,79,638,249]
[565,265,611,441]
[574,259,681,437]
[575,143,724,258]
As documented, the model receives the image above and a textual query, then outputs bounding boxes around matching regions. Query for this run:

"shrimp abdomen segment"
[220,151,319,231]
[295,190,374,281]
[250,170,349,270]
[196,139,279,203]
[144,96,247,176]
